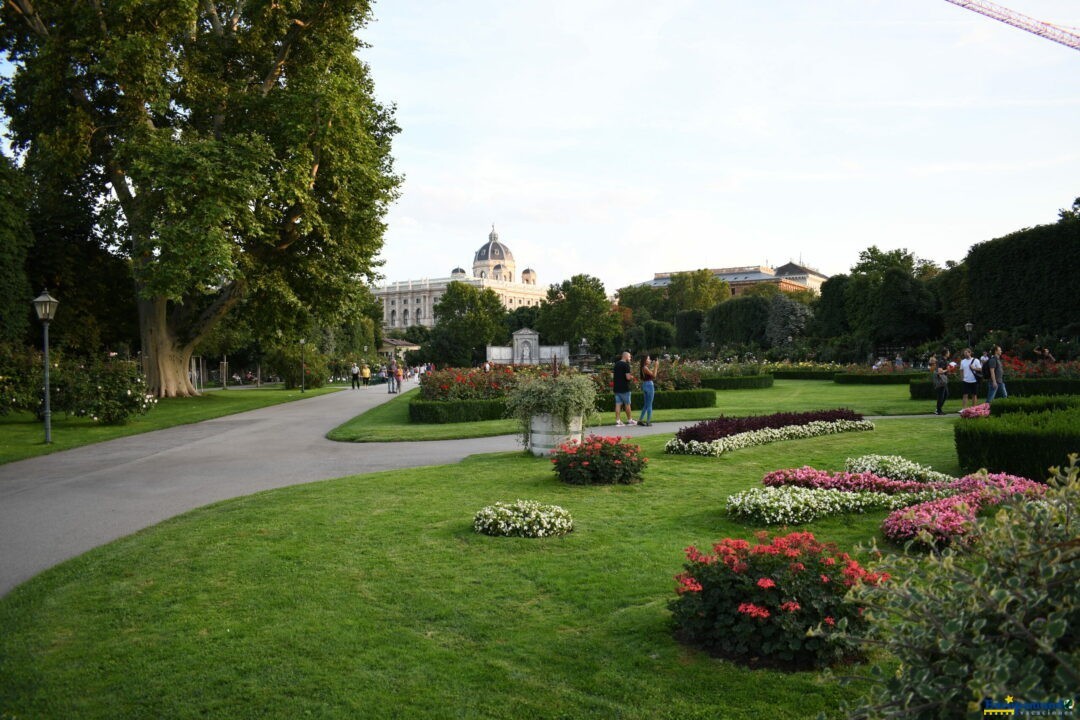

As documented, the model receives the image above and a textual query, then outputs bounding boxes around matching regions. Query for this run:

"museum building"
[373,227,548,329]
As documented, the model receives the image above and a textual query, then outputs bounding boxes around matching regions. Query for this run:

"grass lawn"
[0,417,956,719]
[328,379,938,442]
[0,386,343,465]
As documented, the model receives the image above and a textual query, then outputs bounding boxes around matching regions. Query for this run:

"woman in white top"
[959,348,981,410]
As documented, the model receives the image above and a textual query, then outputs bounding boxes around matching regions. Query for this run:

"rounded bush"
[551,435,647,485]
[473,500,573,538]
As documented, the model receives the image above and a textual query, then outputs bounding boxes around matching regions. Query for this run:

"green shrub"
[910,378,1080,400]
[669,531,885,670]
[700,375,774,390]
[770,369,837,380]
[990,395,1080,416]
[408,398,507,424]
[50,358,156,425]
[0,342,43,415]
[550,435,647,485]
[847,457,1080,719]
[266,346,329,390]
[954,406,1080,480]
[594,388,715,412]
[833,372,922,385]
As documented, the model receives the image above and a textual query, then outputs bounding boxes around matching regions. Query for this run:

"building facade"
[373,227,548,330]
[644,262,828,296]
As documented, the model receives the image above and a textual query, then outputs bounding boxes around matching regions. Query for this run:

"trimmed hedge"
[911,377,1080,400]
[990,395,1080,416]
[834,373,923,385]
[595,389,716,412]
[409,398,507,424]
[771,370,836,380]
[699,375,774,390]
[954,406,1080,480]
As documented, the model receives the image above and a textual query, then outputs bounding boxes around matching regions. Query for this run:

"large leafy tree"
[428,282,507,367]
[0,0,399,396]
[536,274,621,359]
[0,155,32,344]
[702,295,770,347]
[666,269,730,315]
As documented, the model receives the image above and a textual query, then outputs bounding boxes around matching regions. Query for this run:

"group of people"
[348,362,372,388]
[348,360,428,393]
[611,351,660,427]
[929,345,1009,415]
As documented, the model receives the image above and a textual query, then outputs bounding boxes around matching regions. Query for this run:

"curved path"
[0,381,703,597]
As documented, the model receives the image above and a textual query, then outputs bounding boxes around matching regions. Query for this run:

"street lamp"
[32,289,59,444]
[299,338,306,393]
[964,321,974,349]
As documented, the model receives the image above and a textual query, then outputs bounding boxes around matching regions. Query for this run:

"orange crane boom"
[943,0,1080,51]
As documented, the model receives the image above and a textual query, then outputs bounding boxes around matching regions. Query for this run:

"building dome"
[451,266,467,278]
[473,226,515,264]
[521,268,537,285]
[473,225,516,280]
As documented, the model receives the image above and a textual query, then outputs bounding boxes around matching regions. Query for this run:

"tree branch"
[200,0,224,37]
[259,2,330,96]
[6,0,50,37]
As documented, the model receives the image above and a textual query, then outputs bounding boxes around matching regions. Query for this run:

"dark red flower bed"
[675,408,863,444]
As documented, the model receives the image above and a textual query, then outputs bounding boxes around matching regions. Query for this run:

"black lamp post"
[964,321,974,349]
[299,338,306,393]
[32,289,59,444]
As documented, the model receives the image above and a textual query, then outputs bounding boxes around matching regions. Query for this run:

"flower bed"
[551,435,647,485]
[665,418,874,457]
[419,365,529,402]
[843,455,955,484]
[958,402,990,418]
[762,467,951,494]
[669,531,886,669]
[674,408,863,444]
[881,472,1045,546]
[726,486,938,525]
[473,500,574,538]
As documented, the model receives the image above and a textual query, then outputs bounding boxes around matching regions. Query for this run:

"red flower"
[824,616,836,627]
[820,574,831,584]
[780,601,801,613]
[756,577,777,589]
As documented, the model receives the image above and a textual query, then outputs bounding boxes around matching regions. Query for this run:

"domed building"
[373,226,548,330]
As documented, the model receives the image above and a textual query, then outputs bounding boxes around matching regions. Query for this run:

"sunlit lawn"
[0,418,954,719]
[0,386,343,465]
[328,379,937,442]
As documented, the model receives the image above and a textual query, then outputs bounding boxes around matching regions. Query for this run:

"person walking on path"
[394,363,404,391]
[612,351,637,427]
[387,362,398,393]
[638,355,659,426]
[361,363,371,386]
[933,349,952,415]
[350,362,361,390]
[959,348,981,409]
[985,345,1008,403]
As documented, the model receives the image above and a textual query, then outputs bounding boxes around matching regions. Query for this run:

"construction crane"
[943,0,1080,51]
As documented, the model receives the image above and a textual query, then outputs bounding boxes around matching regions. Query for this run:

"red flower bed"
[551,435,647,485]
[670,530,885,669]
[675,408,863,444]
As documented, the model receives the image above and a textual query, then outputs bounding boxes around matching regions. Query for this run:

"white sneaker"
[628,419,638,426]
[615,421,625,426]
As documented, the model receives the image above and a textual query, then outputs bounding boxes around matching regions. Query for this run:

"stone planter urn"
[528,413,584,456]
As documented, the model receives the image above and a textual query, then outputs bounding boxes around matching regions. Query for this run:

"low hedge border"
[911,378,1080,400]
[700,375,774,390]
[834,373,923,385]
[409,398,507,424]
[954,406,1080,481]
[990,395,1080,416]
[771,370,836,380]
[594,389,716,412]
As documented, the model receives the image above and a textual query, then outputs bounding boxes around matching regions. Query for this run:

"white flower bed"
[664,419,875,457]
[473,500,574,538]
[844,454,954,484]
[726,486,949,525]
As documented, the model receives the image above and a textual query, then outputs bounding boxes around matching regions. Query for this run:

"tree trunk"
[139,296,198,397]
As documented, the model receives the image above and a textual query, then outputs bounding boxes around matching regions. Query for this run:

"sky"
[359,0,1079,294]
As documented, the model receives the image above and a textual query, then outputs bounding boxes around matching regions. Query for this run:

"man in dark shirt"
[985,345,1008,403]
[612,351,636,426]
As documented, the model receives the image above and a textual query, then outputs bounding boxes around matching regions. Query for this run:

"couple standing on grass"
[613,351,660,427]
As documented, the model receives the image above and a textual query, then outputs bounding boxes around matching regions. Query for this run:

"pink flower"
[756,577,777,589]
[780,601,801,613]
[824,616,836,627]
[737,603,771,619]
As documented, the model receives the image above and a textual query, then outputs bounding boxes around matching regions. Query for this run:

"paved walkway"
[0,382,694,596]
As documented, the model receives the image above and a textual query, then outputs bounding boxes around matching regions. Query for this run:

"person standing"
[959,347,981,409]
[638,355,659,426]
[350,362,361,390]
[985,345,1008,403]
[394,363,404,391]
[361,363,371,386]
[387,361,398,393]
[933,349,951,416]
[612,351,636,427]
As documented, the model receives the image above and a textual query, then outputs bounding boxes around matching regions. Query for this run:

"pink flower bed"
[959,403,991,418]
[762,467,949,495]
[881,472,1045,545]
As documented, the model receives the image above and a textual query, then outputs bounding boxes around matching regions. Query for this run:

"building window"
[390,299,395,306]
[390,310,397,326]
[416,310,423,321]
